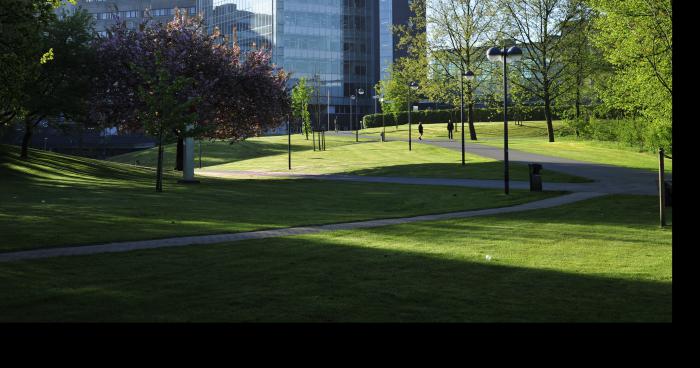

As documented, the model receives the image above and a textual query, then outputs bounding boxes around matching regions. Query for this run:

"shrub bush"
[562,116,671,154]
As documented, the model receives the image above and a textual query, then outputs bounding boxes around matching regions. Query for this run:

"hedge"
[362,107,561,128]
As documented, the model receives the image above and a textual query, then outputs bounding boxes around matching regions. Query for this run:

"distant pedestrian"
[418,122,424,140]
[447,120,454,140]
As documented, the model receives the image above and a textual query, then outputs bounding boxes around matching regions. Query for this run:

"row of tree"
[1,1,291,191]
[377,0,671,152]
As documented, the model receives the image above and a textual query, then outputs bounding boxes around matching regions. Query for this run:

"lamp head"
[464,70,475,81]
[486,47,503,63]
[506,46,523,62]
[351,94,355,100]
[409,81,419,90]
[358,88,365,95]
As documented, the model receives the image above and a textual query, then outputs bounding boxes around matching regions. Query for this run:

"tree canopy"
[91,11,291,142]
[291,77,312,139]
[588,0,672,152]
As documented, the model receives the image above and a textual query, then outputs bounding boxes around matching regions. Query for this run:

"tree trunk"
[20,117,33,159]
[575,74,582,120]
[156,127,164,193]
[175,135,184,171]
[544,95,555,143]
[468,102,477,141]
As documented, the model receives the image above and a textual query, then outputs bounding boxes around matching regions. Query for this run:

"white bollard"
[179,125,200,184]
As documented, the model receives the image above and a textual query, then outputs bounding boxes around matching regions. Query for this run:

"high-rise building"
[198,0,417,129]
[379,0,412,81]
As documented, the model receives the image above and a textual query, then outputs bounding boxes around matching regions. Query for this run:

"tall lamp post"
[460,70,475,166]
[355,88,365,142]
[379,96,385,141]
[287,114,291,170]
[487,45,523,195]
[408,81,419,151]
[350,94,355,140]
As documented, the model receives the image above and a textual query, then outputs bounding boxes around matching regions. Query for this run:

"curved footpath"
[0,132,661,262]
[338,131,668,195]
[0,192,602,263]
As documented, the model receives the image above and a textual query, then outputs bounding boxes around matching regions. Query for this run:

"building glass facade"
[198,0,405,129]
[379,0,393,81]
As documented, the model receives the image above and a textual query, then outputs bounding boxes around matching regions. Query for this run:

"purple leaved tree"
[90,9,290,188]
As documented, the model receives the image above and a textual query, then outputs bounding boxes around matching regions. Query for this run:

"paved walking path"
[199,169,602,193]
[0,192,604,263]
[336,131,667,195]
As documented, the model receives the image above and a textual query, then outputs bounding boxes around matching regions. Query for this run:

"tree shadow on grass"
[107,140,314,169]
[345,162,588,183]
[0,232,671,322]
[1,145,156,187]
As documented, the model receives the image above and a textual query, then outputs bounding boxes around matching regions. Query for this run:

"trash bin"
[528,163,543,192]
[380,131,385,142]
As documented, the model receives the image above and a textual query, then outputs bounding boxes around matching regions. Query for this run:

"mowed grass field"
[110,133,588,183]
[363,121,672,173]
[108,134,372,169]
[0,194,671,322]
[0,144,557,252]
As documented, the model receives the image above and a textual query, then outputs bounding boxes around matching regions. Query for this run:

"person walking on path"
[447,120,454,140]
[418,122,424,140]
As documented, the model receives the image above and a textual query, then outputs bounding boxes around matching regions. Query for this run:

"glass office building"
[199,0,414,129]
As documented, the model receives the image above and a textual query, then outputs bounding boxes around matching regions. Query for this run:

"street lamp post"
[350,94,355,140]
[372,94,380,141]
[487,45,523,195]
[460,70,475,166]
[408,82,419,151]
[379,96,385,142]
[355,88,365,142]
[288,115,291,170]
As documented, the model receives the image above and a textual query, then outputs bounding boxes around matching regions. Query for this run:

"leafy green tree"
[502,0,582,142]
[557,2,601,123]
[1,1,76,131]
[423,0,502,140]
[11,6,96,158]
[391,0,430,110]
[135,55,199,192]
[375,65,411,117]
[588,0,672,152]
[291,77,312,139]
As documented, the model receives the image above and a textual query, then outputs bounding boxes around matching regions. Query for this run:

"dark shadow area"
[344,162,589,183]
[107,139,315,169]
[1,145,155,184]
[0,231,671,322]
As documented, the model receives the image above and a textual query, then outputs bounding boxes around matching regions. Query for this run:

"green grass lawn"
[0,194,671,322]
[108,134,371,169]
[363,121,672,172]
[202,140,587,183]
[0,144,557,252]
[110,133,588,183]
